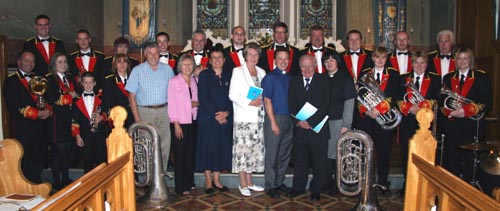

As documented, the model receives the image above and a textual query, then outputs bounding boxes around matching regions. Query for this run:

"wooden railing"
[404,108,500,211]
[32,106,136,210]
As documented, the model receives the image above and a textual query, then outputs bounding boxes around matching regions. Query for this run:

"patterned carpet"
[136,188,404,211]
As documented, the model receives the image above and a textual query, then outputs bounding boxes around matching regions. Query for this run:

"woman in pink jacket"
[167,54,199,195]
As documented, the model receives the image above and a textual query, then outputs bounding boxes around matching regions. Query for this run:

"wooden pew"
[31,106,135,210]
[404,108,500,210]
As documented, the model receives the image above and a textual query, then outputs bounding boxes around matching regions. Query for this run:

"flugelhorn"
[337,130,382,211]
[129,122,173,207]
[440,86,484,120]
[29,76,48,110]
[357,73,402,130]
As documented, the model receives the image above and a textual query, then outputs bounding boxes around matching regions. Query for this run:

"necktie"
[80,52,91,57]
[39,38,49,42]
[123,78,127,85]
[398,51,409,55]
[440,55,451,60]
[275,45,286,50]
[160,54,169,58]
[312,48,323,52]
[83,93,95,97]
[376,73,381,84]
[349,51,360,55]
[459,74,465,91]
[63,76,69,87]
[194,52,203,56]
[415,76,420,91]
[305,78,310,91]
[22,73,32,78]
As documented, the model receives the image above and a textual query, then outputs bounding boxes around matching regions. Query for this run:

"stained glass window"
[300,0,333,38]
[248,0,280,39]
[197,0,229,38]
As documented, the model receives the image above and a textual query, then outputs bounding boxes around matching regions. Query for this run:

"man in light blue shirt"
[126,42,175,174]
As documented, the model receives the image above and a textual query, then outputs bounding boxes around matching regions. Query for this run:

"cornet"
[29,76,48,110]
[90,106,101,133]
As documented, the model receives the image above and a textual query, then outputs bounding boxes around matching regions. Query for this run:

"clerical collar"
[328,70,338,77]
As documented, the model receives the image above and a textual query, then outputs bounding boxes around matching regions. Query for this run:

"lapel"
[17,71,37,102]
[75,51,98,74]
[76,97,90,119]
[370,68,389,91]
[229,45,242,67]
[168,58,176,68]
[191,50,209,68]
[35,38,50,64]
[306,47,325,73]
[451,70,475,96]
[343,49,367,79]
[433,53,456,75]
[115,76,129,98]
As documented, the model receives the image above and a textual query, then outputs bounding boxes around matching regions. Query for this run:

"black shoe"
[212,182,229,192]
[277,184,293,194]
[377,186,392,197]
[327,188,338,196]
[267,188,280,198]
[205,187,215,194]
[286,190,305,198]
[397,188,405,197]
[310,193,321,201]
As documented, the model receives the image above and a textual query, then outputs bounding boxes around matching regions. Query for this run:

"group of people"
[5,14,494,201]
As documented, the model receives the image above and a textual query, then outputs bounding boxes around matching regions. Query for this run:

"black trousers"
[82,132,107,173]
[51,141,72,185]
[172,121,197,194]
[291,135,328,194]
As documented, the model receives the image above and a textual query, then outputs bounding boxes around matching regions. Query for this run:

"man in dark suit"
[23,14,66,77]
[4,51,53,183]
[287,54,330,201]
[156,32,178,69]
[397,51,441,195]
[177,30,209,77]
[342,29,374,81]
[387,31,412,74]
[300,25,340,74]
[258,22,301,75]
[357,47,400,196]
[427,29,456,79]
[69,29,106,88]
[223,26,246,71]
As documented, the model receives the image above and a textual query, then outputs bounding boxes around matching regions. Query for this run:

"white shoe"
[239,186,251,196]
[247,184,264,192]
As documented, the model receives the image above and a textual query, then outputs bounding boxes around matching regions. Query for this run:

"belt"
[142,104,166,109]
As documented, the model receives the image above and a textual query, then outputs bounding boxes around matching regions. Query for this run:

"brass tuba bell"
[29,76,48,110]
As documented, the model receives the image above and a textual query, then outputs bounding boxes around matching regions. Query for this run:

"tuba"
[440,86,484,120]
[357,73,402,130]
[128,122,174,207]
[29,76,48,110]
[337,130,382,211]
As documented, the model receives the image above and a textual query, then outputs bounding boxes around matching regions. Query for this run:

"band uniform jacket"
[386,51,412,73]
[342,48,374,81]
[23,36,66,76]
[288,73,331,140]
[71,94,108,140]
[176,50,209,74]
[441,69,492,119]
[102,74,134,128]
[223,45,245,72]
[357,67,400,117]
[427,50,456,76]
[398,71,441,116]
[69,49,106,86]
[258,43,301,76]
[46,72,78,144]
[102,56,140,77]
[301,45,343,74]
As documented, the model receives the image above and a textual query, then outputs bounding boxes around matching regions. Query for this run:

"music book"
[247,86,263,100]
[0,193,45,210]
[291,102,318,121]
[312,115,329,133]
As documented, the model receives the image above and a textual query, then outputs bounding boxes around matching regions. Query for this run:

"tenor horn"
[29,76,48,110]
[129,122,174,207]
[440,86,484,120]
[337,130,382,211]
[357,73,402,130]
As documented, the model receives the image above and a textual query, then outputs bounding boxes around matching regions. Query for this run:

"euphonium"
[29,76,48,110]
[357,73,402,130]
[129,122,172,207]
[337,130,382,211]
[440,86,484,120]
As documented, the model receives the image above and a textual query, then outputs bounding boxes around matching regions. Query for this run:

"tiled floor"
[136,188,404,211]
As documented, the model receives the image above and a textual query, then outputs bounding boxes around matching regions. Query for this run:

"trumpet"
[357,73,402,130]
[90,106,101,133]
[440,86,484,120]
[29,76,48,110]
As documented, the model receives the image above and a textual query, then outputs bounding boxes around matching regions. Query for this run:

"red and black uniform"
[356,67,400,189]
[22,36,66,76]
[440,69,492,182]
[71,94,109,173]
[223,45,245,72]
[258,43,301,76]
[69,50,106,88]
[342,48,374,81]
[102,74,134,128]
[386,51,412,74]
[427,50,455,77]
[300,45,341,74]
[4,71,53,183]
[159,53,178,70]
[45,72,78,188]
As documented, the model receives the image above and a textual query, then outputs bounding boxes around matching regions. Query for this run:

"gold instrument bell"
[29,76,49,110]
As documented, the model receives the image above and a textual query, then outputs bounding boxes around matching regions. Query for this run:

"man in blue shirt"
[125,42,175,174]
[261,48,294,198]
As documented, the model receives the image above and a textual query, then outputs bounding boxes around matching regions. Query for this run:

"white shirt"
[235,48,245,65]
[159,53,169,65]
[119,74,127,85]
[56,72,68,87]
[413,72,424,92]
[313,46,323,73]
[350,50,360,79]
[38,35,50,57]
[303,76,313,88]
[81,49,91,71]
[440,54,452,79]
[83,92,94,118]
[373,68,384,84]
[193,51,203,66]
[396,50,409,74]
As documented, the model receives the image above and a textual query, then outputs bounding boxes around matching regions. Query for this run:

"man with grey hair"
[176,29,210,77]
[126,42,175,174]
[428,29,456,79]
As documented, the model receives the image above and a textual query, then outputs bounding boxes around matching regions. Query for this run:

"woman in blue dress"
[195,46,233,194]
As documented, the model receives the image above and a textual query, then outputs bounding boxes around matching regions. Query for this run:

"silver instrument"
[337,130,382,211]
[29,76,48,110]
[90,106,101,133]
[403,81,426,105]
[129,122,173,207]
[440,86,484,120]
[357,73,402,130]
